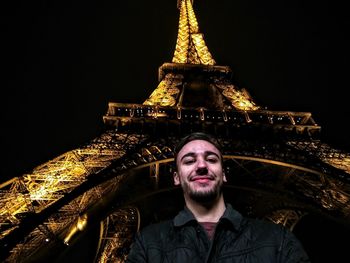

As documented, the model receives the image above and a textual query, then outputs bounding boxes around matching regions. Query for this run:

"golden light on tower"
[172,0,215,65]
[64,214,88,245]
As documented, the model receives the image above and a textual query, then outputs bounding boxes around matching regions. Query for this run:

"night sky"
[2,0,349,184]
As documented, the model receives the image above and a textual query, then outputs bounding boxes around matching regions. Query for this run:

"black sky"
[1,0,349,183]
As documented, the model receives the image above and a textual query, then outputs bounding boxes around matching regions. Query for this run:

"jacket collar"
[173,203,243,231]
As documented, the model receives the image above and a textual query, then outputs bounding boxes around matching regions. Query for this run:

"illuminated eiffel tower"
[1,0,350,262]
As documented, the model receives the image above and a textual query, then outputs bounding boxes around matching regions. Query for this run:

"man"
[126,132,310,262]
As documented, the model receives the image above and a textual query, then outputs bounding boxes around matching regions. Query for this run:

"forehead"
[177,139,221,158]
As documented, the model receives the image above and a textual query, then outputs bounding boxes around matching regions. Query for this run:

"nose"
[196,167,208,175]
[196,158,208,175]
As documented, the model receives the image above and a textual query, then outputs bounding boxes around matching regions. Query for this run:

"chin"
[189,190,219,203]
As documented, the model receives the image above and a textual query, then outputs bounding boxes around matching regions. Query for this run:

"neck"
[185,195,226,223]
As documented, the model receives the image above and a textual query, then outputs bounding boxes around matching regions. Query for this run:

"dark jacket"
[126,204,310,262]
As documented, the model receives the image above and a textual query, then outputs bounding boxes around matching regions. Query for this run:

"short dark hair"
[174,132,223,167]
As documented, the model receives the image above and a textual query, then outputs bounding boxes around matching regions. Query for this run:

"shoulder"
[240,217,309,260]
[138,220,174,242]
[245,217,285,231]
[243,217,290,241]
[141,220,173,233]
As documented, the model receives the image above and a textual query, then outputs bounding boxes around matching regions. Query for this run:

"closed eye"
[207,158,219,163]
[183,159,195,165]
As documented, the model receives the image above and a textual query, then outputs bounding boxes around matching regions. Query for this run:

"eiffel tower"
[1,0,350,262]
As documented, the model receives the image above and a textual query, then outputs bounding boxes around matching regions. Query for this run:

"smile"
[190,176,214,182]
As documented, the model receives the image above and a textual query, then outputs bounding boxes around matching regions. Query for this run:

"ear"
[223,170,227,183]
[173,171,180,185]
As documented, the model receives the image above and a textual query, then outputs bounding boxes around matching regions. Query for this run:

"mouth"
[193,178,211,184]
[190,176,214,182]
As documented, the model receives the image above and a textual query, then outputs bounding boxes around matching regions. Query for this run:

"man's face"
[174,139,227,203]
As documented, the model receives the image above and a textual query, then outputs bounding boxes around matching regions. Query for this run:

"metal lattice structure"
[1,0,349,262]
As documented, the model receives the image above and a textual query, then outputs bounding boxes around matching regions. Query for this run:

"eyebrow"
[180,151,221,162]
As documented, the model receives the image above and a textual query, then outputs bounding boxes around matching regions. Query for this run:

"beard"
[182,180,223,204]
